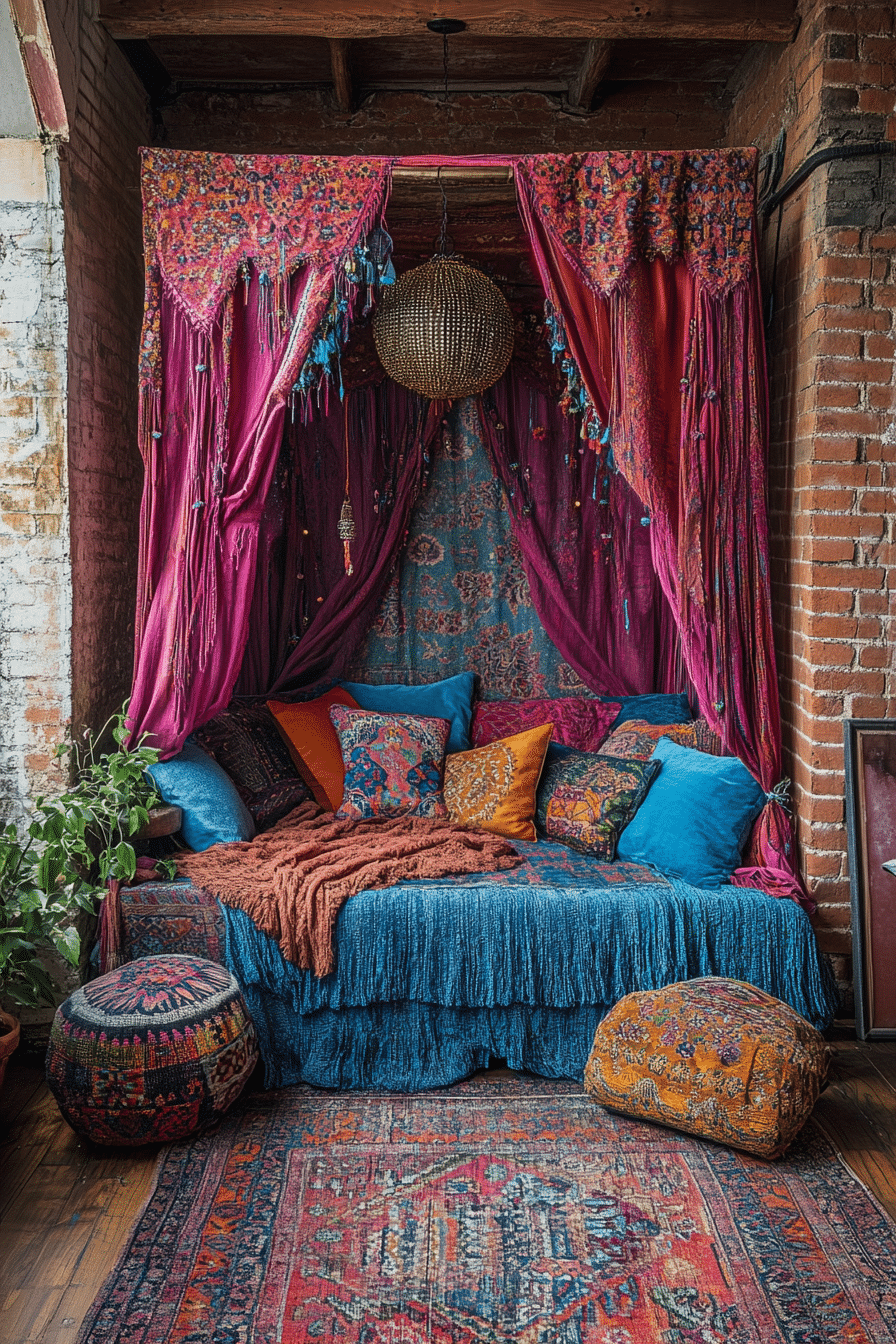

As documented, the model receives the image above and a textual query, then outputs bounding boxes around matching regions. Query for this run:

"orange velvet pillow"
[266,688,359,811]
[443,724,553,841]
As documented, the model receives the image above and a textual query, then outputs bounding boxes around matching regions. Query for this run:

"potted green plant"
[0,704,174,1078]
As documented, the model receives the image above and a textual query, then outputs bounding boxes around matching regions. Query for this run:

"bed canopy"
[129,147,802,906]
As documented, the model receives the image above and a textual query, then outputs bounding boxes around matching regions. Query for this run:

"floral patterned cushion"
[444,724,553,841]
[584,978,833,1159]
[535,750,660,861]
[195,701,312,830]
[329,707,450,821]
[600,717,722,762]
[471,697,620,752]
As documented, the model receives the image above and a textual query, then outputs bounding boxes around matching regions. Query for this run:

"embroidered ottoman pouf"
[46,954,257,1145]
[584,977,833,1158]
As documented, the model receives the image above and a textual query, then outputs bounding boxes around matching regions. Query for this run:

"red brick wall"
[46,0,152,735]
[728,0,896,997]
[161,83,727,155]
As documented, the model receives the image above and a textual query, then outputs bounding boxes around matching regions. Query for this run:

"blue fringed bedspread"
[120,839,838,1092]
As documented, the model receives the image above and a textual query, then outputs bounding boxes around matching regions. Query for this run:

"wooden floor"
[1,1034,895,1344]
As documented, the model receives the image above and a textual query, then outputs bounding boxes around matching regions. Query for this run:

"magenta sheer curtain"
[238,384,443,696]
[515,152,805,905]
[477,373,683,698]
[128,150,391,755]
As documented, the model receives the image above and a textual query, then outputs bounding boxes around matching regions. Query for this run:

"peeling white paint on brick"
[0,143,71,823]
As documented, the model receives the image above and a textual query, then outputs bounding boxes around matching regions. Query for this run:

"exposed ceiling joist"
[98,0,798,43]
[567,38,612,110]
[329,38,353,110]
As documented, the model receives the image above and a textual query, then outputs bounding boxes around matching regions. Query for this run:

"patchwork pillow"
[584,978,833,1158]
[444,724,553,841]
[471,697,620,753]
[597,692,693,728]
[329,707,450,821]
[267,687,360,812]
[600,717,722,762]
[616,736,766,887]
[147,740,255,852]
[194,701,312,829]
[339,672,475,754]
[535,750,661,861]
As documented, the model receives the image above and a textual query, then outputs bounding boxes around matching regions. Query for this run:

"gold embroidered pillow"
[443,725,553,841]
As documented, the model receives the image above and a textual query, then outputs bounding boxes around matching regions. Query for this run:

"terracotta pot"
[0,1008,21,1092]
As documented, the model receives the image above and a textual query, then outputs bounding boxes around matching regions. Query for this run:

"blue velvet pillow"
[615,736,765,887]
[147,740,255,852]
[339,672,475,754]
[598,692,693,728]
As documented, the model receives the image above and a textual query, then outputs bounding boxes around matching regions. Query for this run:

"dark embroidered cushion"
[535,749,660,860]
[584,978,833,1159]
[600,717,723,762]
[195,701,312,829]
[46,954,258,1146]
[471,696,620,752]
[330,707,450,821]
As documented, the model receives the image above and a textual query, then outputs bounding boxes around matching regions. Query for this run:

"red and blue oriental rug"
[78,1077,896,1343]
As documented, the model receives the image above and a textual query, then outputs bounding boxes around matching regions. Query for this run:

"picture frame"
[843,718,896,1040]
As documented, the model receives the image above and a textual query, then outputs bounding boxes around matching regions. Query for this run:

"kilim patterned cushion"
[46,955,257,1146]
[600,717,723,761]
[584,977,833,1159]
[195,701,312,830]
[330,706,450,820]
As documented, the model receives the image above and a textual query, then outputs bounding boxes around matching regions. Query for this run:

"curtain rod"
[391,165,515,182]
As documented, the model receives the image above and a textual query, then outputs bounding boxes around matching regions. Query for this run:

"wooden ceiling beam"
[329,38,353,110]
[98,0,798,43]
[567,38,612,111]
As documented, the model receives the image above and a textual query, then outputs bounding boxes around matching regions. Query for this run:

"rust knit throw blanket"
[174,802,521,977]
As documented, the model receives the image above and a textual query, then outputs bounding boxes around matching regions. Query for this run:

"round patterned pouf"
[45,955,258,1146]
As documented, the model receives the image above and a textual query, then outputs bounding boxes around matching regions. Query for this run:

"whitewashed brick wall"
[0,140,71,822]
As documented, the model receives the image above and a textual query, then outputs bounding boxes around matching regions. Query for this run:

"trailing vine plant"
[0,703,175,1008]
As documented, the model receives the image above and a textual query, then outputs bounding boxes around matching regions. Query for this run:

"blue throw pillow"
[615,736,765,887]
[148,740,255,852]
[339,672,475,754]
[598,692,693,728]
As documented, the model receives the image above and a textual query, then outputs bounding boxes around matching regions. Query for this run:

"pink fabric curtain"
[237,384,443,696]
[477,374,683,698]
[515,151,807,908]
[128,150,391,755]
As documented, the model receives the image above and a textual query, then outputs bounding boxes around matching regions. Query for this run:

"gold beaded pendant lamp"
[373,252,515,400]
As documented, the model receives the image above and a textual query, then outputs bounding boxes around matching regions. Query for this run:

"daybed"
[116,846,837,1092]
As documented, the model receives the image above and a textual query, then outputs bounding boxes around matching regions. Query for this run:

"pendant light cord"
[437,166,450,257]
[442,31,450,103]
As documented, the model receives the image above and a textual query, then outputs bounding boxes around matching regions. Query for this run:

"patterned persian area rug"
[78,1077,896,1344]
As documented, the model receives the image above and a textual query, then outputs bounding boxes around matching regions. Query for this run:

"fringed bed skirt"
[115,839,839,1092]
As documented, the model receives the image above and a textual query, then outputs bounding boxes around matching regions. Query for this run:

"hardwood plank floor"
[1,1036,895,1344]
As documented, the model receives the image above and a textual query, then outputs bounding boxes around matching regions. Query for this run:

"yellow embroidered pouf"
[584,978,833,1159]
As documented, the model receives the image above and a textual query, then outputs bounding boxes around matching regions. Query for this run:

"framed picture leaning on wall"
[844,718,896,1040]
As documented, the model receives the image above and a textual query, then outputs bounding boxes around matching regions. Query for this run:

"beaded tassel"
[338,496,355,576]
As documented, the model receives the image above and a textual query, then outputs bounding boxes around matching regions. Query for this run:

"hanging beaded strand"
[337,394,356,575]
